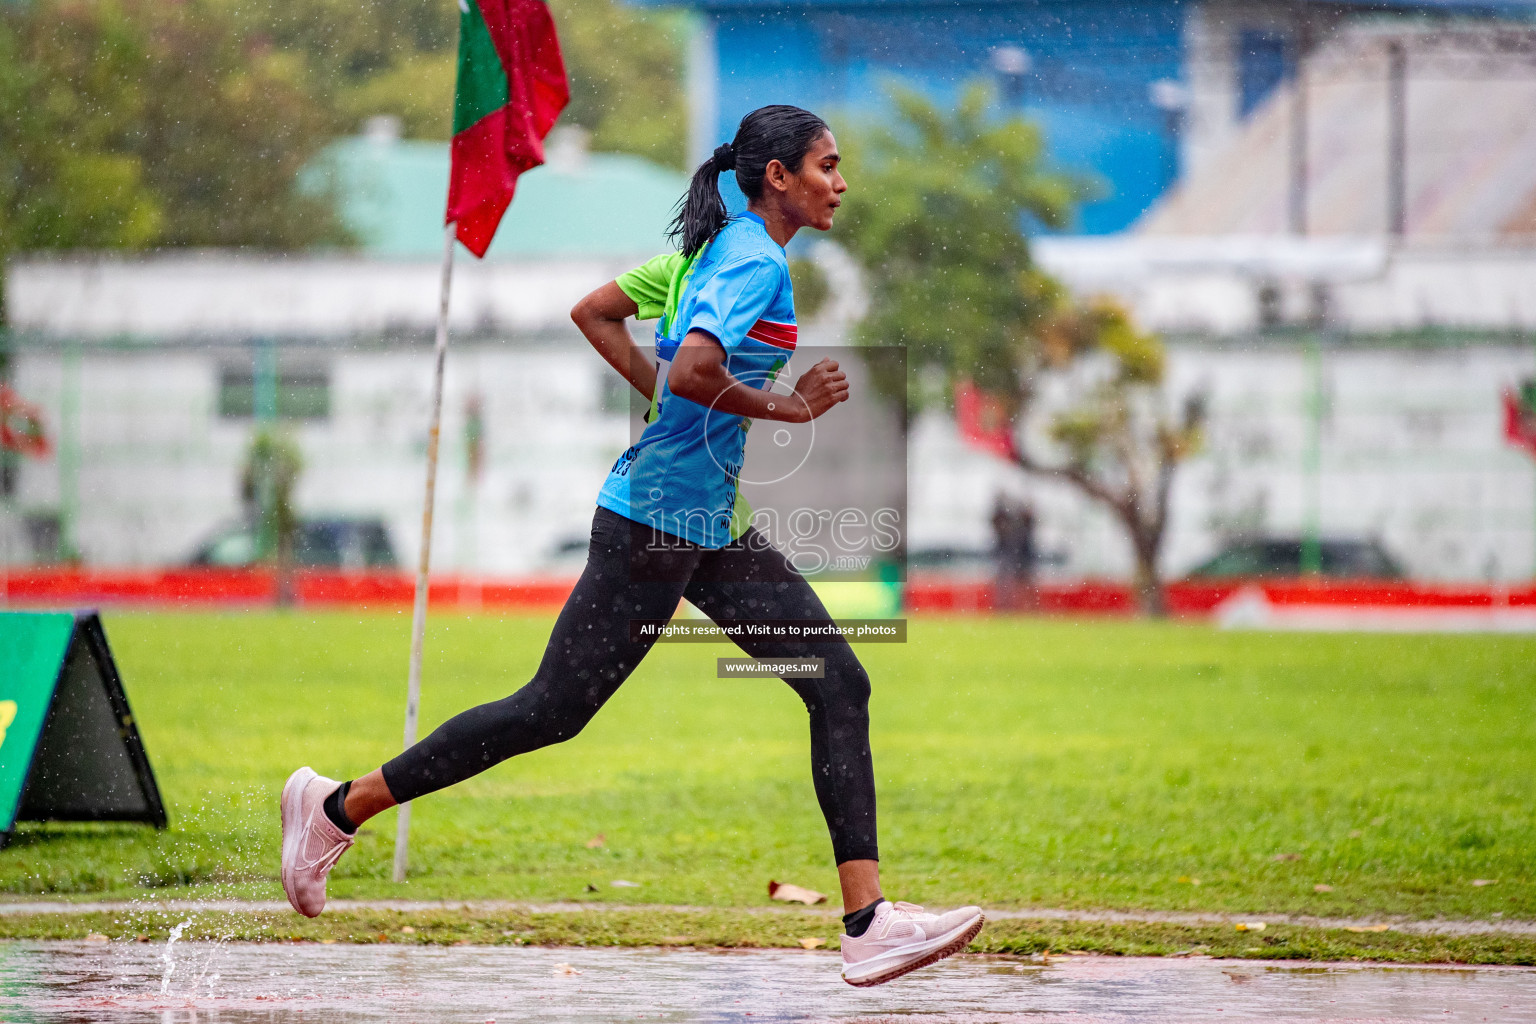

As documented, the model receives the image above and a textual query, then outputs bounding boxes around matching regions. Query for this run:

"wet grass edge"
[2,907,1532,966]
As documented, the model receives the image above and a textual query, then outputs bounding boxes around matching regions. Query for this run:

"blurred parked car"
[1184,538,1405,580]
[189,517,398,570]
[907,546,1070,579]
[906,546,996,578]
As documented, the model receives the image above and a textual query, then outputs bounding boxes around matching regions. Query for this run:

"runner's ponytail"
[668,105,830,256]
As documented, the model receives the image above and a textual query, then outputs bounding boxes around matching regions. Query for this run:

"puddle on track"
[1,941,1532,1023]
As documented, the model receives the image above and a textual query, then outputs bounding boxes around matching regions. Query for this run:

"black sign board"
[0,611,167,846]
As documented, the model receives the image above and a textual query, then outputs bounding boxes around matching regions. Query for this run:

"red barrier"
[0,568,576,611]
[2,567,1532,617]
[903,576,1536,617]
[1,567,277,605]
[293,573,576,610]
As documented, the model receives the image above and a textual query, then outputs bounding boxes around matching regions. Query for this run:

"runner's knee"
[507,689,604,749]
[804,648,869,722]
[831,649,871,706]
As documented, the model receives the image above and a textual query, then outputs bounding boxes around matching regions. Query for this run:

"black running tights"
[380,506,878,864]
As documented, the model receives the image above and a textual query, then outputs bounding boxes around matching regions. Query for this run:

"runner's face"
[784,132,845,232]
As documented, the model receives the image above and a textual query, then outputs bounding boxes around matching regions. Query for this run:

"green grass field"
[5,612,1533,929]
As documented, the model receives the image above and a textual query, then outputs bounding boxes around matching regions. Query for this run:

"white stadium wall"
[7,341,628,575]
[5,251,1534,582]
[6,337,1534,582]
[911,340,1536,583]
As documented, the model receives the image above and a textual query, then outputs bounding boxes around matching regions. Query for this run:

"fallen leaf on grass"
[611,879,640,888]
[1313,884,1334,892]
[553,963,581,975]
[1343,924,1391,933]
[83,933,109,944]
[1234,922,1266,932]
[1272,853,1302,862]
[768,880,827,905]
[321,938,337,945]
[1177,876,1202,886]
[585,834,606,849]
[798,938,826,949]
[1472,879,1500,887]
[400,926,416,934]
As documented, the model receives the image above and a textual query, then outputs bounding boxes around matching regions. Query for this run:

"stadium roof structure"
[1139,23,1536,240]
[309,125,687,261]
[625,0,1536,235]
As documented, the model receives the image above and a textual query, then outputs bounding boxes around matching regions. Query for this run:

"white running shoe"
[839,900,985,987]
[280,767,354,918]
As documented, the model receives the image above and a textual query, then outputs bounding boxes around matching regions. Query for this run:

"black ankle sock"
[842,899,885,937]
[322,780,357,834]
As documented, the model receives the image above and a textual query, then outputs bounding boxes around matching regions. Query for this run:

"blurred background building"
[4,124,676,574]
[4,0,1536,589]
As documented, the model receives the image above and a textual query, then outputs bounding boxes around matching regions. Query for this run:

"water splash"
[189,935,228,997]
[158,918,191,995]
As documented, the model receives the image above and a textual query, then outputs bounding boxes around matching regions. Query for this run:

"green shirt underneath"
[615,251,697,327]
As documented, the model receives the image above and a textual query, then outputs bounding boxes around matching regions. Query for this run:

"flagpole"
[394,221,457,883]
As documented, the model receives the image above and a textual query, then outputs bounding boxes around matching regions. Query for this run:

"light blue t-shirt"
[597,212,797,547]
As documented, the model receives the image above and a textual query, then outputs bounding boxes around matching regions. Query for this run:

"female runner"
[280,104,983,987]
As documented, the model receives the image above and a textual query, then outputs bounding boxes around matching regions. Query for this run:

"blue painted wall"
[643,0,1536,234]
[704,0,1188,235]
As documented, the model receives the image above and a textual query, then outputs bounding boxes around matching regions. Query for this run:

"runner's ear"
[762,158,791,194]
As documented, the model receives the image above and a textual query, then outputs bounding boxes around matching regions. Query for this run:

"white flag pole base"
[394,221,457,884]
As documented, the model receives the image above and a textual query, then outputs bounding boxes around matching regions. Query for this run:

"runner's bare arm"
[571,282,658,400]
[668,330,848,423]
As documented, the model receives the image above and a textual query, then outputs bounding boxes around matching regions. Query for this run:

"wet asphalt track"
[2,941,1533,1023]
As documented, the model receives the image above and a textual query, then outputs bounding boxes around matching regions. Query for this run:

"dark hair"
[667,104,830,256]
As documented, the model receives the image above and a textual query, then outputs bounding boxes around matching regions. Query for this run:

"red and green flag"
[955,378,1017,460]
[1505,379,1536,458]
[447,0,569,258]
[0,384,50,459]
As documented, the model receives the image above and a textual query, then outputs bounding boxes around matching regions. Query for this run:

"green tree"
[1,0,685,298]
[1023,299,1204,614]
[211,0,460,139]
[0,0,347,276]
[218,0,686,166]
[0,2,163,267]
[548,0,685,167]
[241,427,303,561]
[241,426,304,603]
[836,85,1202,613]
[836,84,1082,424]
